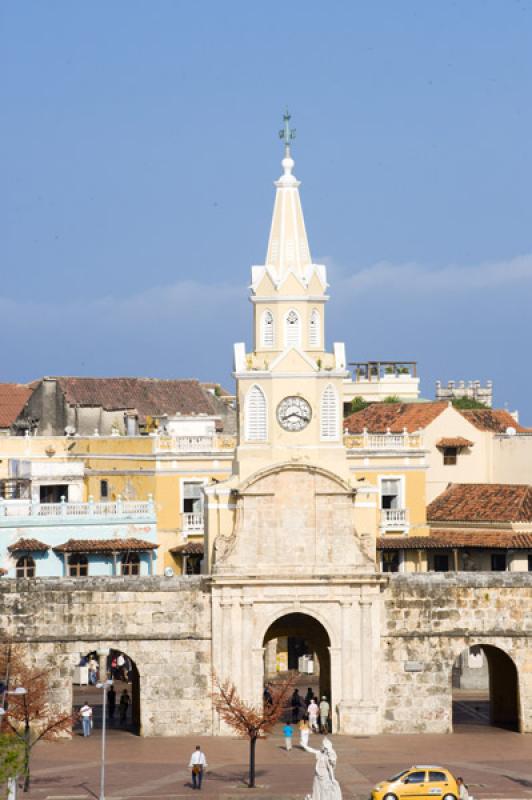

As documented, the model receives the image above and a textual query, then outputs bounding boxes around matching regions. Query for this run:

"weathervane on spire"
[279,109,296,155]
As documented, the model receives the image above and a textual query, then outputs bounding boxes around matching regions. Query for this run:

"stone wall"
[0,576,212,736]
[381,573,532,733]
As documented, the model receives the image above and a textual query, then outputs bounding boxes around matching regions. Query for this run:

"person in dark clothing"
[119,689,130,723]
[263,684,273,706]
[291,689,301,723]
[107,685,116,720]
[304,687,313,707]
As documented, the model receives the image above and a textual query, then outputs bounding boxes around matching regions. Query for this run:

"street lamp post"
[96,648,111,800]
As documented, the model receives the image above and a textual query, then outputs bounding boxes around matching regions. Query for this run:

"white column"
[240,600,253,702]
[359,598,374,702]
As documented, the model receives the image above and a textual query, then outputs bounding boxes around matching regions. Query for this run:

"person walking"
[88,656,98,686]
[79,701,93,737]
[457,777,470,800]
[304,687,313,707]
[119,688,130,723]
[307,698,319,733]
[283,722,293,751]
[319,696,330,734]
[299,717,310,748]
[189,745,208,789]
[107,685,116,720]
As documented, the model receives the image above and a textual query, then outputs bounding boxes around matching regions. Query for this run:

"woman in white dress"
[302,738,342,800]
[299,717,310,748]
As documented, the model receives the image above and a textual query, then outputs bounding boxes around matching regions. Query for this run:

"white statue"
[303,737,342,800]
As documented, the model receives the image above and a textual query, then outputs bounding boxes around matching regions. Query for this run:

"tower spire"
[279,108,296,157]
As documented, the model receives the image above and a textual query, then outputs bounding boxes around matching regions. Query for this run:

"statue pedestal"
[337,701,380,735]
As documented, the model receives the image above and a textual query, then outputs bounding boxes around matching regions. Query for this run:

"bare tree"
[212,672,296,788]
[0,643,73,792]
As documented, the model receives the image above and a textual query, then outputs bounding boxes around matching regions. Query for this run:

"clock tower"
[232,110,350,483]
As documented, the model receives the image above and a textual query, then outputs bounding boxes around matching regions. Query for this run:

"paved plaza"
[22,720,532,800]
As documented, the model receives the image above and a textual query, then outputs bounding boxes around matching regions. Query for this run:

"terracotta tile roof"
[0,383,33,428]
[344,401,448,434]
[53,377,218,423]
[427,483,532,523]
[378,530,532,550]
[8,538,49,553]
[458,408,529,433]
[436,437,474,448]
[170,542,204,556]
[53,538,158,553]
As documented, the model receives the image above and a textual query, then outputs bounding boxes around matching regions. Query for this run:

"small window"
[433,554,450,572]
[429,772,447,783]
[16,556,35,579]
[443,447,458,465]
[100,480,109,500]
[404,772,426,784]
[68,554,88,577]
[285,310,301,348]
[121,552,140,576]
[381,479,401,510]
[320,384,339,441]
[382,550,399,573]
[309,308,320,348]
[491,553,506,572]
[245,385,267,442]
[261,310,274,348]
[40,484,68,503]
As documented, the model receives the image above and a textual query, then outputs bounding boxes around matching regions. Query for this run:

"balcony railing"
[155,435,235,453]
[344,429,423,450]
[380,508,409,528]
[0,496,154,521]
[181,512,204,532]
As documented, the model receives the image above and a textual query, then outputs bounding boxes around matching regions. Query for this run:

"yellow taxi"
[371,765,459,800]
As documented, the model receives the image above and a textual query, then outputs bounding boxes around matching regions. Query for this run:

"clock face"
[277,396,312,432]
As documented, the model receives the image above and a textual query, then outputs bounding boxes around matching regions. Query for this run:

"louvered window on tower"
[285,310,301,348]
[320,384,339,441]
[245,385,267,441]
[262,310,274,348]
[309,309,320,348]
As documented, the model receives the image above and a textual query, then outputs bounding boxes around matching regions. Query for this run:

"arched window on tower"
[320,384,339,441]
[261,310,274,348]
[16,555,35,578]
[285,310,301,348]
[245,385,267,442]
[309,308,321,348]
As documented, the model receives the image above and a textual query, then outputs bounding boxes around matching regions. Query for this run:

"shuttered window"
[320,384,338,440]
[261,310,274,348]
[245,385,267,441]
[285,310,300,348]
[309,308,320,348]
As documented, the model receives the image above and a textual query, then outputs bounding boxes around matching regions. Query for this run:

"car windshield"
[388,770,409,782]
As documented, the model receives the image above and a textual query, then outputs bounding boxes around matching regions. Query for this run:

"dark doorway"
[452,644,520,731]
[263,613,331,722]
[40,484,68,503]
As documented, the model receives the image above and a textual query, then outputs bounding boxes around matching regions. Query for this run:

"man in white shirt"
[319,696,330,734]
[79,702,93,737]
[188,745,208,790]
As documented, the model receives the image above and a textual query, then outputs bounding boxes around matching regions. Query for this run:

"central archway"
[262,612,331,721]
[452,644,520,732]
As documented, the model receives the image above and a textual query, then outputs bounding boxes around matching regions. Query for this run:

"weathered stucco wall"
[381,573,532,733]
[0,576,212,737]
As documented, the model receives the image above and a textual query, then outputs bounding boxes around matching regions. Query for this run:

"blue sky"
[2,1,531,419]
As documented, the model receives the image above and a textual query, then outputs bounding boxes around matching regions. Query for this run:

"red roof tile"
[428,483,532,523]
[8,538,49,553]
[0,384,33,428]
[53,538,158,553]
[378,529,532,550]
[54,377,217,422]
[344,402,448,434]
[436,437,474,448]
[458,408,529,433]
[170,542,204,556]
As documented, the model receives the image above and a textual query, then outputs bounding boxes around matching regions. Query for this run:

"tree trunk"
[248,736,257,788]
[22,743,30,792]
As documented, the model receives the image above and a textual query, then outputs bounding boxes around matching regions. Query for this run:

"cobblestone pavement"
[21,722,532,800]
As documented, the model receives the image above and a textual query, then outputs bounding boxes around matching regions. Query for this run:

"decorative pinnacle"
[279,109,296,154]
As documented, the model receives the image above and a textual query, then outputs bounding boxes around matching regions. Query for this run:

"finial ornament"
[279,109,296,154]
